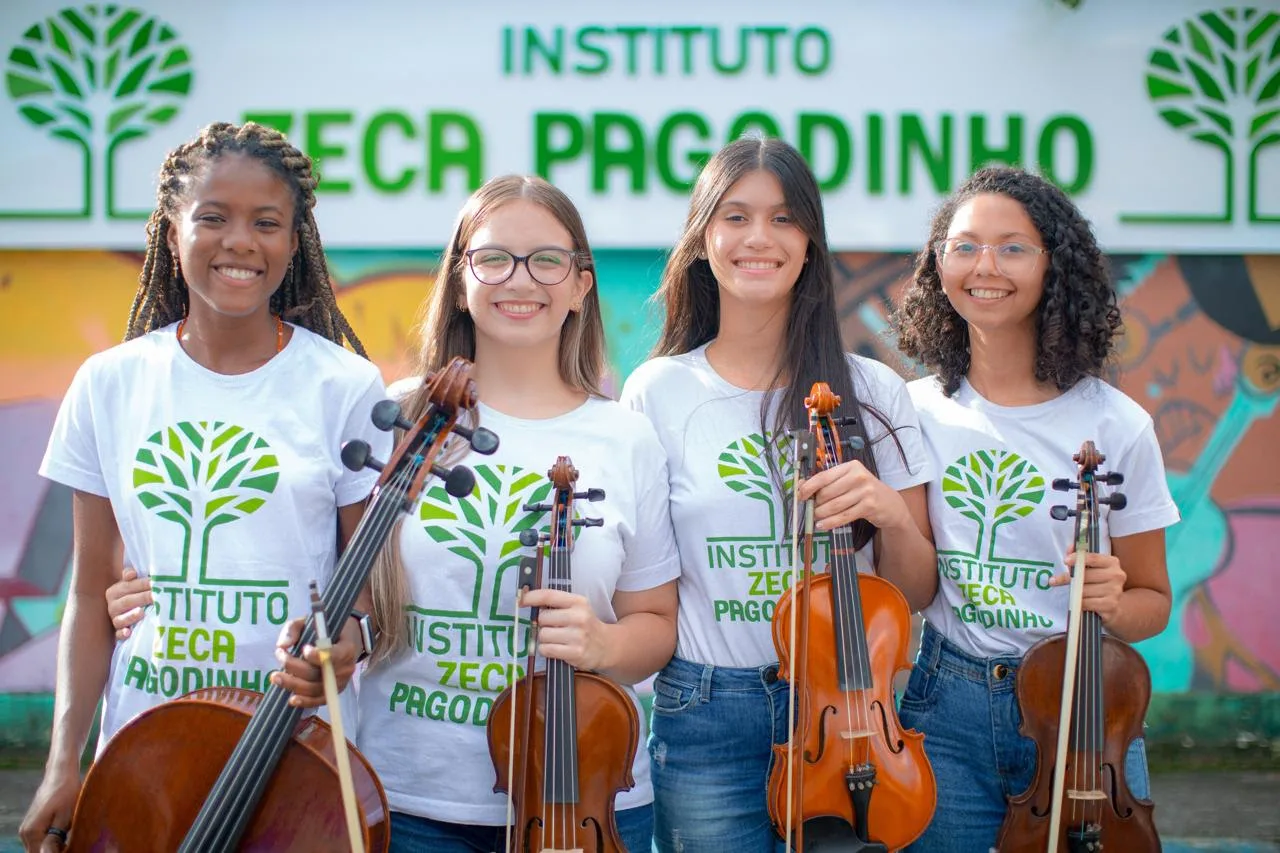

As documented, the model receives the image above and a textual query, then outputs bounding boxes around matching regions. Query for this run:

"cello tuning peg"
[453,424,500,455]
[1104,492,1127,511]
[340,440,383,473]
[518,529,541,547]
[371,400,413,432]
[574,488,606,501]
[573,517,604,528]
[523,502,553,513]
[1103,471,1124,486]
[431,463,476,498]
[1052,478,1075,491]
[1050,505,1073,521]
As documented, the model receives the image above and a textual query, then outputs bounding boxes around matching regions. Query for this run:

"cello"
[65,356,499,852]
[997,440,1160,852]
[487,456,640,853]
[768,382,936,852]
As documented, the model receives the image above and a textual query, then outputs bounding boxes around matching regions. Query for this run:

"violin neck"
[542,543,580,804]
[828,525,874,692]
[178,476,412,852]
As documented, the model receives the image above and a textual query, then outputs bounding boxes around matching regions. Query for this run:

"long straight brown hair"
[367,175,605,665]
[651,137,898,539]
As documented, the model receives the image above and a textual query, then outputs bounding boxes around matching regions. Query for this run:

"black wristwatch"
[349,609,377,662]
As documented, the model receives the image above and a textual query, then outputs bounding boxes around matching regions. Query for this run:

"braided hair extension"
[891,166,1121,397]
[124,121,366,355]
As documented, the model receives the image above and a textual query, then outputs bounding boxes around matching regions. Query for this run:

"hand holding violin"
[521,588,611,673]
[1048,551,1127,628]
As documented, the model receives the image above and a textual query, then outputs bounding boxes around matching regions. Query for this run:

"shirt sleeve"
[1107,420,1180,538]
[858,361,934,492]
[335,369,393,507]
[39,357,109,497]
[615,430,681,593]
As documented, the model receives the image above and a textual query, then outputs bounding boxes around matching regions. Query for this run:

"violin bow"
[1045,460,1094,852]
[783,426,817,852]
[309,580,364,853]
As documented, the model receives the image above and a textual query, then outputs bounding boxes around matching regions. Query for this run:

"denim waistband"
[660,654,783,695]
[918,623,1024,691]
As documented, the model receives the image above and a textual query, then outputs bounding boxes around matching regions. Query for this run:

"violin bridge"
[1065,789,1109,801]
[840,727,876,740]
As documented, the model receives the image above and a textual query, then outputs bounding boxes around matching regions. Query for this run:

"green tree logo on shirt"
[942,449,1046,561]
[717,432,795,539]
[416,464,553,622]
[133,421,280,586]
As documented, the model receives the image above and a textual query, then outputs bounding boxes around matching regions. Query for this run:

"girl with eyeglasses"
[890,166,1179,852]
[354,175,679,852]
[620,136,938,852]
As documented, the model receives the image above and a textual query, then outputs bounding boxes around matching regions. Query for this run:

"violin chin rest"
[791,816,889,853]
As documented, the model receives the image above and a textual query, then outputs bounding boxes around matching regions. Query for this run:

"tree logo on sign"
[3,5,193,220]
[1123,6,1280,224]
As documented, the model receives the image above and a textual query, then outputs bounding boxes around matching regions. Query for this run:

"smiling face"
[939,192,1047,338]
[462,198,594,355]
[703,169,810,312]
[165,152,298,322]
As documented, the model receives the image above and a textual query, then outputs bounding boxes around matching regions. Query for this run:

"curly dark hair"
[891,166,1121,397]
[125,121,365,354]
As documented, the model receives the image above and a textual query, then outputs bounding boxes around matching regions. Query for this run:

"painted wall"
[1,246,1277,744]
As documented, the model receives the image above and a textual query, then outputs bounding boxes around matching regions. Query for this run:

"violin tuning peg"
[573,517,604,528]
[1103,471,1124,486]
[523,502,553,513]
[371,400,413,432]
[841,436,866,453]
[574,488,605,502]
[1050,505,1073,521]
[1104,492,1127,511]
[518,529,540,547]
[431,463,476,498]
[835,416,859,427]
[1052,478,1075,491]
[340,440,383,473]
[453,424,500,455]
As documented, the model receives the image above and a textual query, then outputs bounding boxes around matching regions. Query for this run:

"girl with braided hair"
[21,121,390,852]
[890,166,1179,852]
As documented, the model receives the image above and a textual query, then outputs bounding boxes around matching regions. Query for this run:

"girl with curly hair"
[890,166,1179,852]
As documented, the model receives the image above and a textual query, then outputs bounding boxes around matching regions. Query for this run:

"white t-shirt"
[355,394,680,825]
[39,323,390,752]
[620,344,933,668]
[910,376,1180,658]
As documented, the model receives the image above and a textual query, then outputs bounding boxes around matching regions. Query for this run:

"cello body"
[997,636,1159,852]
[488,671,640,853]
[769,572,936,852]
[68,687,389,852]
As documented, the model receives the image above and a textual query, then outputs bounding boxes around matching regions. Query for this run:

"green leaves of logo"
[6,6,192,146]
[943,450,1045,560]
[133,422,278,584]
[1147,8,1280,148]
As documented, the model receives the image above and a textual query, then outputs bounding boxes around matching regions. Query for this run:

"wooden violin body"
[998,636,1158,852]
[67,687,388,852]
[997,439,1159,853]
[767,381,935,852]
[489,671,640,853]
[769,572,936,852]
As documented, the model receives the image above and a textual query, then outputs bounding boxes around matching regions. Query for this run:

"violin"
[997,440,1159,852]
[487,456,640,853]
[65,356,499,852]
[768,382,936,852]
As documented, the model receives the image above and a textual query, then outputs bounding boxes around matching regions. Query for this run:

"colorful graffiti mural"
[1,248,1277,707]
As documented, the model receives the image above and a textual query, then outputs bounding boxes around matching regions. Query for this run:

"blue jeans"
[389,804,653,852]
[648,655,791,853]
[898,624,1152,853]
